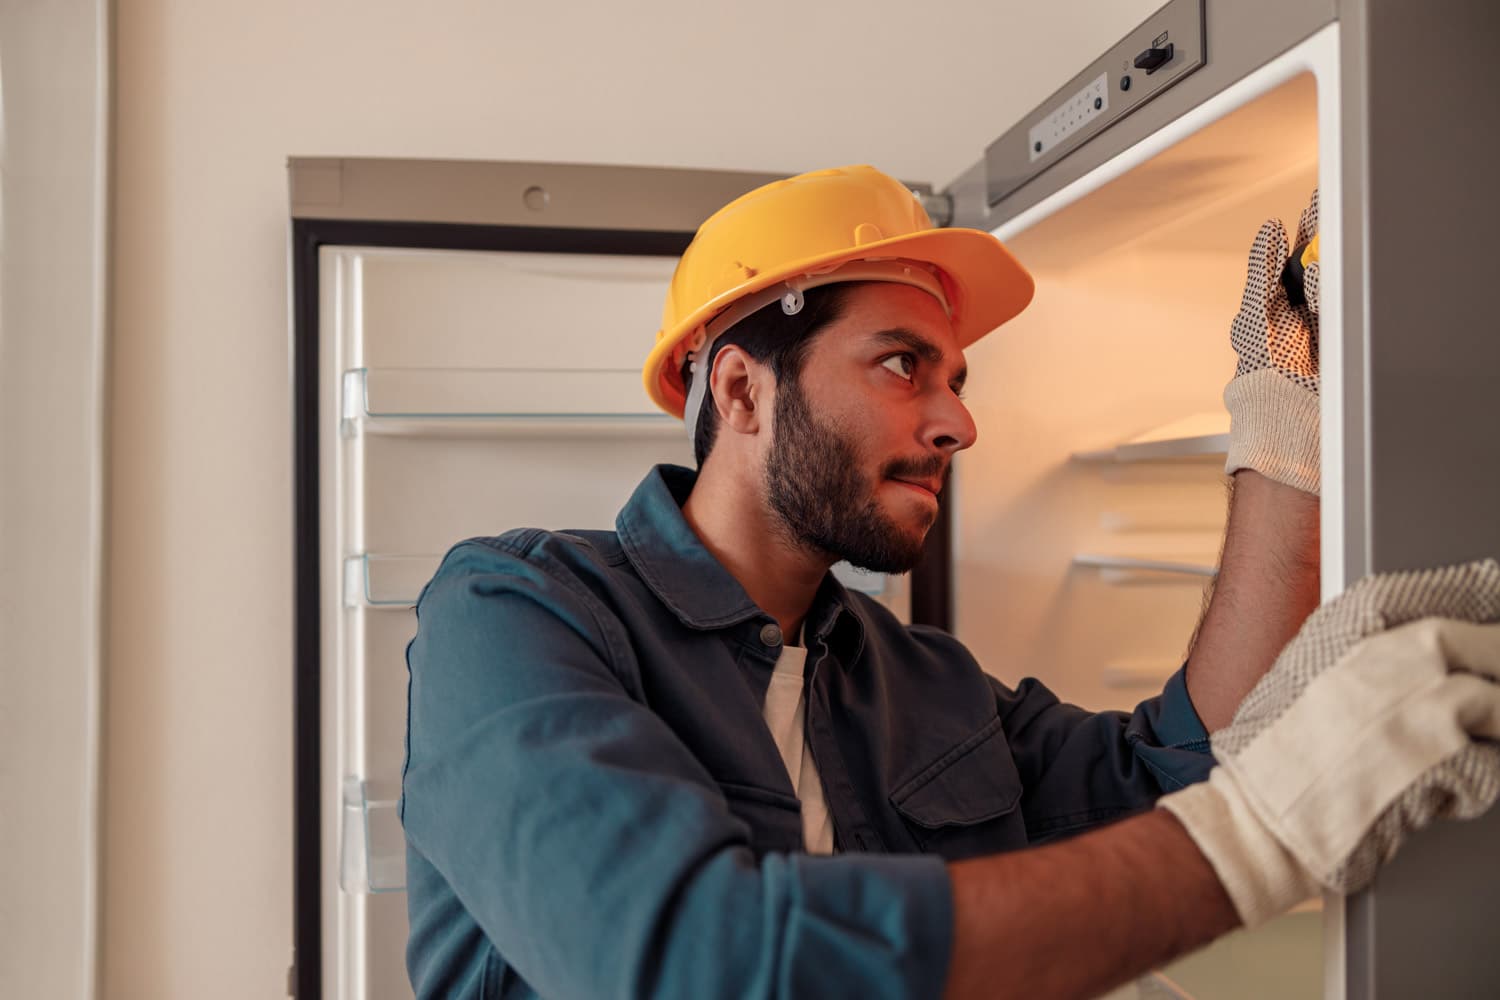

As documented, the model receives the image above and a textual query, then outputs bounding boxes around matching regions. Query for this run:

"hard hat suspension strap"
[682,259,950,445]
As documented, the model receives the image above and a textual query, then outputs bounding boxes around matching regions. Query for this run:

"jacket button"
[759,623,783,647]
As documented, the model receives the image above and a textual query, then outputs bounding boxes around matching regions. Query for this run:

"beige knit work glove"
[1224,191,1321,494]
[1161,558,1500,927]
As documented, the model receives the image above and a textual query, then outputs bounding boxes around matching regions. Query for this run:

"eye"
[880,353,915,381]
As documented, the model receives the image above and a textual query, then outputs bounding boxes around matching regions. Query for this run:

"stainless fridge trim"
[289,158,934,230]
[291,159,787,230]
[1336,1,1500,997]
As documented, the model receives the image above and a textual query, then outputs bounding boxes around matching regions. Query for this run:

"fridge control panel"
[986,0,1205,205]
[1028,73,1110,163]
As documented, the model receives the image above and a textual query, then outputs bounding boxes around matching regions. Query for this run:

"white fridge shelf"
[1072,413,1230,464]
[1100,660,1180,689]
[342,367,681,437]
[343,554,442,609]
[339,777,405,894]
[1073,553,1218,584]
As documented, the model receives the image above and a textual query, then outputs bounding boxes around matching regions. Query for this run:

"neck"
[682,457,830,643]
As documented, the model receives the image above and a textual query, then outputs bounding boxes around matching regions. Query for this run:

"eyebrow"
[870,327,968,390]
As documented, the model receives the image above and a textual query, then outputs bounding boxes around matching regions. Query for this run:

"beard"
[764,377,944,574]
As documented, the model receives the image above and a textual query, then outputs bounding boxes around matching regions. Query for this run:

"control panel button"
[1120,74,1132,91]
[1133,42,1174,74]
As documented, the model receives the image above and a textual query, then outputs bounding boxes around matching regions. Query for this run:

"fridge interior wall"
[956,73,1319,711]
[956,74,1322,998]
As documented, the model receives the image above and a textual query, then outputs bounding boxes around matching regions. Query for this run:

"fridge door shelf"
[342,367,680,437]
[1073,553,1218,584]
[340,776,406,894]
[1072,414,1230,464]
[1134,973,1195,999]
[344,554,441,609]
[1100,660,1180,689]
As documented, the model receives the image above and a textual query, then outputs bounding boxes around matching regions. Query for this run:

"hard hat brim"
[643,225,1034,418]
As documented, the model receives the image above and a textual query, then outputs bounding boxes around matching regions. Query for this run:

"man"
[401,165,1500,998]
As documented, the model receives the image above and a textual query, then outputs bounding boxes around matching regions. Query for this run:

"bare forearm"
[1186,470,1320,731]
[943,809,1238,1000]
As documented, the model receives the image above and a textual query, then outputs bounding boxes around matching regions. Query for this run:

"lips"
[889,476,941,498]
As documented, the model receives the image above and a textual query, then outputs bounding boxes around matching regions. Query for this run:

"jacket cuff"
[1126,666,1215,793]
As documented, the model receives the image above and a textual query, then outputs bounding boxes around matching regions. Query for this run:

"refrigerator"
[288,1,1500,997]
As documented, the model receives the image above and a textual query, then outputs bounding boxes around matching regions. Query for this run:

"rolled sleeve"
[402,537,953,1000]
[1123,665,1215,793]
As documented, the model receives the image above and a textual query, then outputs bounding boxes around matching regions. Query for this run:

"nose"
[923,387,978,455]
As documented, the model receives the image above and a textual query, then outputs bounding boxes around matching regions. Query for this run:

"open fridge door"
[290,162,934,998]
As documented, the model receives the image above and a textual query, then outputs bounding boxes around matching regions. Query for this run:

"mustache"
[881,454,949,486]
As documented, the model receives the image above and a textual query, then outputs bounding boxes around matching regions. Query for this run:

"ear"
[708,345,770,437]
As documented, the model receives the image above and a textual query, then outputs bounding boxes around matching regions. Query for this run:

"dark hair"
[681,283,857,466]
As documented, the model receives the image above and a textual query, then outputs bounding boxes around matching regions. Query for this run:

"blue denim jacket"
[402,464,1213,999]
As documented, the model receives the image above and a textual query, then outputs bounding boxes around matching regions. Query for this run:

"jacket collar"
[617,465,862,650]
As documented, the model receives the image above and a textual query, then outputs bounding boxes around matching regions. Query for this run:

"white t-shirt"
[760,643,835,854]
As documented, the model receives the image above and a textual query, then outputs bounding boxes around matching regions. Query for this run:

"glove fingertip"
[1303,260,1320,317]
[1296,190,1320,246]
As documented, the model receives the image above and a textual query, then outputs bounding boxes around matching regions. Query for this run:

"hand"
[1162,557,1500,926]
[1223,190,1321,495]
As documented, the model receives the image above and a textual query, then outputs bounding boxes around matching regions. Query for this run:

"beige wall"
[106,1,1162,995]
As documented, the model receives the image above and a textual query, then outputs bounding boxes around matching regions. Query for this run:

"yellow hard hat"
[642,164,1034,418]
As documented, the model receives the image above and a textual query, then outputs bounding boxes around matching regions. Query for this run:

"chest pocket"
[889,715,1028,860]
[719,781,804,857]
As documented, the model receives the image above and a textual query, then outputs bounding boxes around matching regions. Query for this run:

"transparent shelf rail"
[1072,413,1230,464]
[340,776,406,894]
[344,554,443,609]
[1073,553,1218,584]
[343,367,681,437]
[1100,660,1182,689]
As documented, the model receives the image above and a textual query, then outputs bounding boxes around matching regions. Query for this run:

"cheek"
[823,403,879,455]
[859,403,919,453]
[799,379,904,468]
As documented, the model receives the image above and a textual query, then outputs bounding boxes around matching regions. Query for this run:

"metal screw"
[523,185,549,212]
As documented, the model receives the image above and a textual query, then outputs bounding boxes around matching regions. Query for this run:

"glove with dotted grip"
[1162,557,1500,927]
[1224,191,1321,494]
